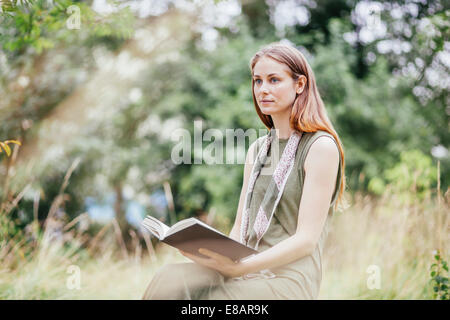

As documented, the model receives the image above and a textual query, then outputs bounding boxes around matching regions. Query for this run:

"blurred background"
[0,0,448,299]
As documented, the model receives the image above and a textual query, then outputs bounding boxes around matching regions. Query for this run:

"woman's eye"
[254,78,278,84]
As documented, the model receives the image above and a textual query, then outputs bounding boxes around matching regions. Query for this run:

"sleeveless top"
[243,130,342,298]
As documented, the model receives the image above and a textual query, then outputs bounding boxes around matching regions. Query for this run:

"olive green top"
[244,130,342,298]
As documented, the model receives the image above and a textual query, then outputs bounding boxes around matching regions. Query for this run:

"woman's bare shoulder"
[304,136,339,174]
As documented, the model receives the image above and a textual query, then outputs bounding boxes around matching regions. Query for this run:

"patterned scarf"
[240,127,303,251]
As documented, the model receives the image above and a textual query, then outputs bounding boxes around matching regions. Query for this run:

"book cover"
[141,216,258,262]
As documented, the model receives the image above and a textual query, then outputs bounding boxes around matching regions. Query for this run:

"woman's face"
[253,56,300,116]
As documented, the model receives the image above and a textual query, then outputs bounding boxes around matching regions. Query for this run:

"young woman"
[142,42,346,300]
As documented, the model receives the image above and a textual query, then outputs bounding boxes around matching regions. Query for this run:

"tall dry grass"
[0,159,448,299]
[0,156,189,299]
[0,209,188,299]
[320,186,449,299]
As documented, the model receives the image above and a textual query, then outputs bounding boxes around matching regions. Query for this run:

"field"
[1,188,447,300]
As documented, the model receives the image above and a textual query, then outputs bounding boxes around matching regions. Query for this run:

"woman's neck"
[271,113,294,140]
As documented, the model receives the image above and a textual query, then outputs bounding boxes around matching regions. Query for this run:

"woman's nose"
[261,85,269,94]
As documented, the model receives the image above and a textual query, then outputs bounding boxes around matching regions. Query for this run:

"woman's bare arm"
[237,136,340,276]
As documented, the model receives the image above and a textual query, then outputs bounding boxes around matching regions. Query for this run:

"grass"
[0,186,448,299]
[0,226,187,299]
[319,189,449,299]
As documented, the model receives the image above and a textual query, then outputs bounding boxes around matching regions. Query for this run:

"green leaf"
[0,141,11,156]
[431,271,436,277]
[435,255,441,261]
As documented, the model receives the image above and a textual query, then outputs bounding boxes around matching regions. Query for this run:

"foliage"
[429,250,449,300]
[0,0,135,144]
[0,140,21,157]
[0,0,134,54]
[2,0,448,229]
[0,139,22,240]
[368,149,437,204]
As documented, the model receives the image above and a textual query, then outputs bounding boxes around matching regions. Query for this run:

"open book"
[141,215,258,262]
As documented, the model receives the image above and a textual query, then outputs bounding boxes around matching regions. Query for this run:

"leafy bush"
[429,250,449,300]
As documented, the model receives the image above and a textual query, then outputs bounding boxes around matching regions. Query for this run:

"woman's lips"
[261,100,274,104]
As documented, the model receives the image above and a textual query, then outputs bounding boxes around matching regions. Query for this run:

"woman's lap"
[142,262,225,299]
[142,262,313,300]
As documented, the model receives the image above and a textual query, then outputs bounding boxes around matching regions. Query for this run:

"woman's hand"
[179,248,245,279]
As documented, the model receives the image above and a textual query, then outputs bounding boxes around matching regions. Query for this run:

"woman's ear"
[296,75,307,94]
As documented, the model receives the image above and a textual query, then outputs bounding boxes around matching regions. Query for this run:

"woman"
[142,42,346,300]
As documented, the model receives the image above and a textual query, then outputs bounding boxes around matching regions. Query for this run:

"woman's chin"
[260,108,280,116]
[259,106,275,115]
[259,104,291,116]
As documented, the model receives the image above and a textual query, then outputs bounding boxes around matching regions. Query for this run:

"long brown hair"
[249,42,347,211]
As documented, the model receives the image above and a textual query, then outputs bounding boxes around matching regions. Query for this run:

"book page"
[167,217,226,237]
[167,218,197,235]
[142,216,170,239]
